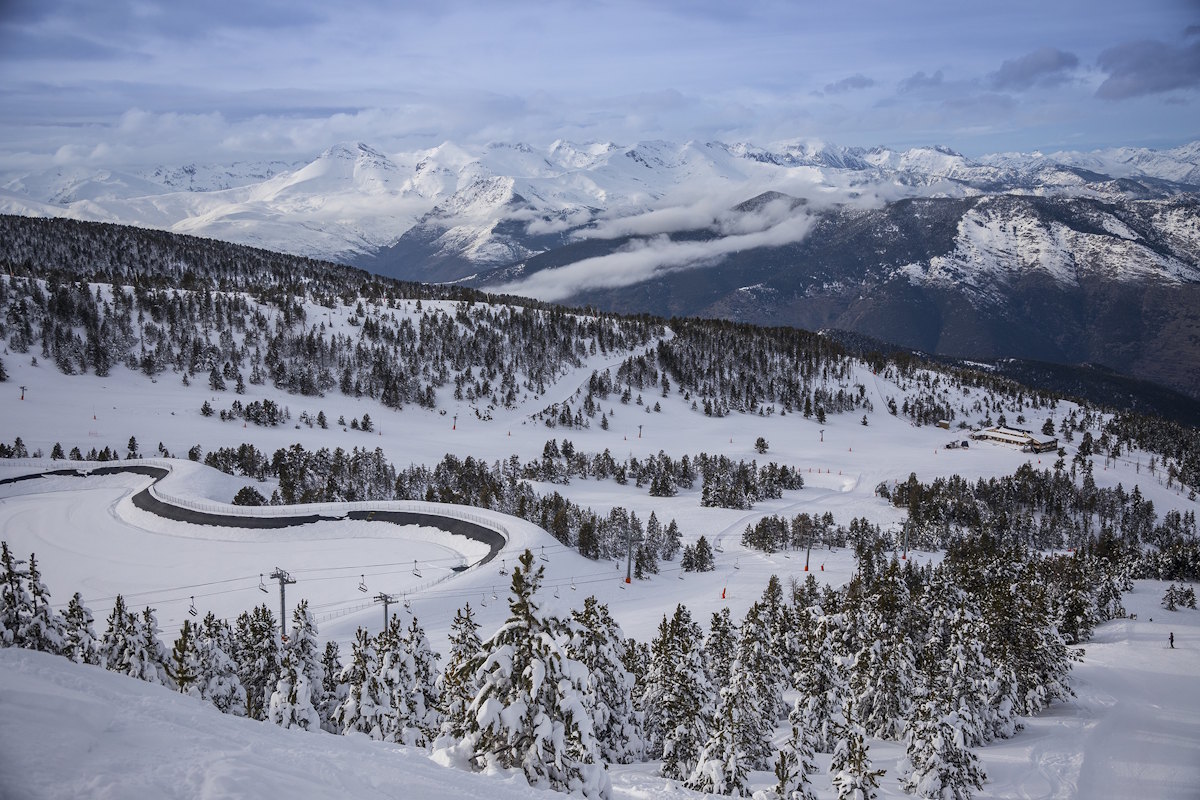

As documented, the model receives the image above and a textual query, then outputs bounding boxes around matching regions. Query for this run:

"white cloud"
[494,210,817,302]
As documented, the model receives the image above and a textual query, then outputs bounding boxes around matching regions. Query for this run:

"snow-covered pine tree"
[759,699,819,800]
[98,594,136,674]
[849,561,915,740]
[792,609,846,753]
[703,607,738,690]
[739,601,788,734]
[334,626,392,739]
[404,614,443,745]
[127,606,170,687]
[197,612,247,716]
[376,613,415,744]
[899,700,986,800]
[686,654,762,795]
[830,699,884,800]
[62,592,100,665]
[268,600,324,731]
[440,549,610,799]
[0,540,28,648]
[167,619,204,696]
[641,603,713,781]
[438,602,483,741]
[943,608,1000,747]
[269,642,321,731]
[18,554,65,654]
[319,640,345,732]
[567,595,643,764]
[234,604,281,720]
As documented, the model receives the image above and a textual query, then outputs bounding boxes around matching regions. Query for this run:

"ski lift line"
[80,573,263,605]
[287,552,469,574]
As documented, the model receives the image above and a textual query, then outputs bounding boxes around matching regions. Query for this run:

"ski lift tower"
[269,568,296,641]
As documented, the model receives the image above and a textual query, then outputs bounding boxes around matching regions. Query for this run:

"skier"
[1169,632,1174,649]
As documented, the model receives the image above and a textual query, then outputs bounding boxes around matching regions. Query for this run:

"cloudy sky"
[1,0,1197,171]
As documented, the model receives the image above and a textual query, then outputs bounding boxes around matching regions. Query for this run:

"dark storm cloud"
[824,74,876,94]
[1095,36,1200,99]
[989,47,1079,90]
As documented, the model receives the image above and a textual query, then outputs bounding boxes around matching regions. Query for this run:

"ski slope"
[2,309,1199,798]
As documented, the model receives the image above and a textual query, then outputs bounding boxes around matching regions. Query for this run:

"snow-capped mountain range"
[3,138,1198,400]
[2,138,1197,271]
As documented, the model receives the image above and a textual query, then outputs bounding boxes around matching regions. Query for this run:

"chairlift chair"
[258,574,268,593]
[358,574,368,593]
[499,558,508,576]
[412,560,422,578]
[539,546,550,563]
[188,596,198,617]
[403,595,412,612]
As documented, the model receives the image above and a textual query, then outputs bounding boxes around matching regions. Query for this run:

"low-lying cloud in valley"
[495,204,817,302]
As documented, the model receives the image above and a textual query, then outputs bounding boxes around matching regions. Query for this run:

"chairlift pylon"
[358,574,368,593]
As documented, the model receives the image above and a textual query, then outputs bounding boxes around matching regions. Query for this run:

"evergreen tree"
[899,701,986,800]
[850,562,916,740]
[234,604,281,720]
[98,594,136,674]
[269,600,323,731]
[269,644,321,731]
[793,610,846,753]
[830,699,884,800]
[319,640,345,732]
[127,606,170,687]
[567,595,643,764]
[441,549,610,799]
[762,699,820,800]
[62,592,100,665]
[334,627,392,739]
[0,541,28,648]
[439,603,483,740]
[739,601,788,735]
[167,619,204,697]
[18,553,65,653]
[703,608,738,689]
[196,613,247,716]
[641,603,713,781]
[404,614,443,745]
[686,655,761,795]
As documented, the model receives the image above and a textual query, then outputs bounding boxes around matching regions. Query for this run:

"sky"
[0,0,1198,172]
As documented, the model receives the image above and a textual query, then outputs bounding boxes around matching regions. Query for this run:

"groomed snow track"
[0,463,508,568]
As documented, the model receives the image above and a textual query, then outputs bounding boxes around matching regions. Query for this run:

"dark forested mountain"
[473,194,1200,401]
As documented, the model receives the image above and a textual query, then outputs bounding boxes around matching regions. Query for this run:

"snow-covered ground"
[2,306,1199,798]
[1,580,1196,799]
